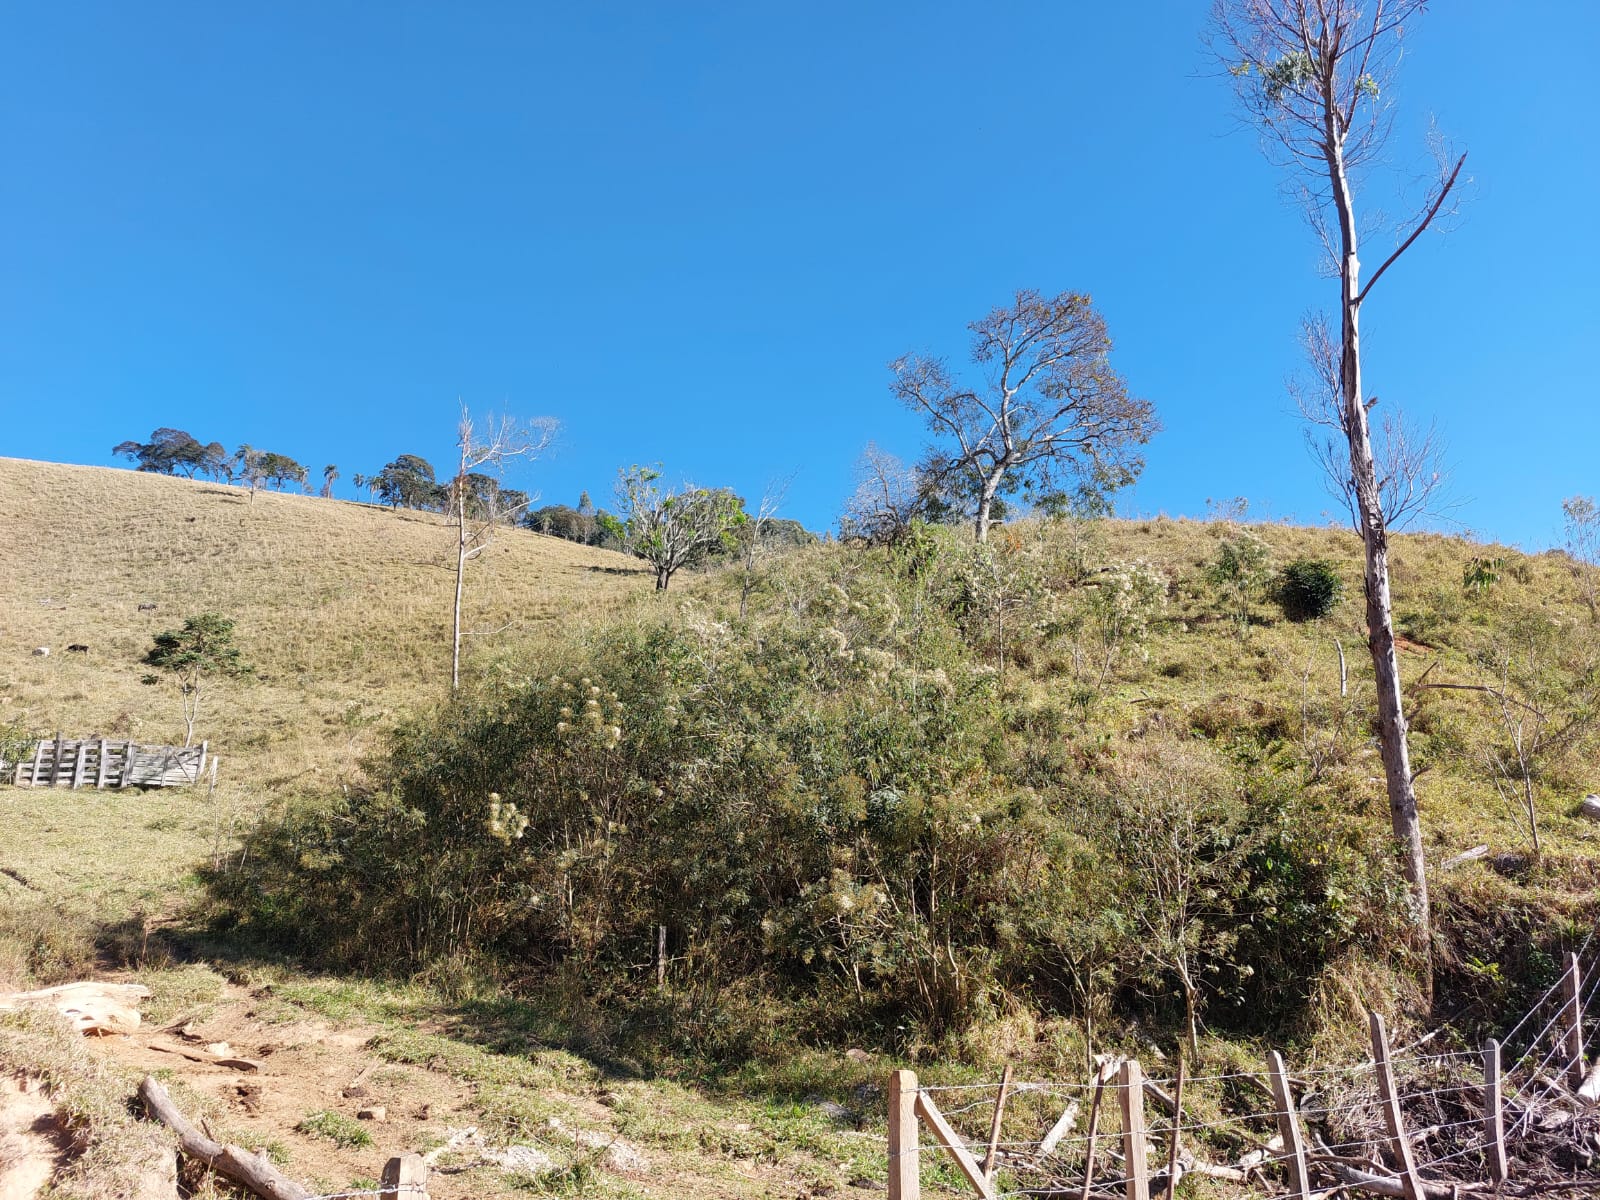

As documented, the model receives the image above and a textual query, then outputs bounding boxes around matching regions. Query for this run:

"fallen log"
[1321,1160,1489,1199]
[139,1075,311,1200]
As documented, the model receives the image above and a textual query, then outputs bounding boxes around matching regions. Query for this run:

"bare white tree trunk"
[452,479,468,692]
[1327,135,1429,930]
[974,469,1005,543]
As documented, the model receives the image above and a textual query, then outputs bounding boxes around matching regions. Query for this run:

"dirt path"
[50,975,871,1200]
[0,1075,65,1200]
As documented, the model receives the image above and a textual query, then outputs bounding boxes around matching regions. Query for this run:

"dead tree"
[449,407,556,691]
[1213,0,1469,935]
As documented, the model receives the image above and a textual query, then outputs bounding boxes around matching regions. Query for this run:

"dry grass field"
[1,455,649,771]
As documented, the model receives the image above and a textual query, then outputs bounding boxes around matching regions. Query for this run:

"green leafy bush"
[1277,558,1344,621]
[217,531,1395,1054]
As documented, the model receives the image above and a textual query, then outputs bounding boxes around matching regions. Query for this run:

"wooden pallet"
[9,734,208,789]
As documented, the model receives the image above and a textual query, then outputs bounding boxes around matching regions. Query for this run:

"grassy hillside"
[0,455,651,961]
[2,456,1597,1199]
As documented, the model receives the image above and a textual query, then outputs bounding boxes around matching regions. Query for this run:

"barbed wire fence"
[887,947,1600,1200]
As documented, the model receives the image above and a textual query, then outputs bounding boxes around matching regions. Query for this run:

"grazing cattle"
[31,647,48,657]
[67,644,89,654]
[138,603,158,612]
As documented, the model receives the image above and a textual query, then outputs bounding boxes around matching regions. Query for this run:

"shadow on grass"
[126,913,910,1113]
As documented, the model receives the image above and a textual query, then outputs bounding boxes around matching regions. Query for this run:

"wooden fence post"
[1370,1012,1425,1200]
[1562,953,1585,1089]
[889,1070,920,1200]
[1267,1050,1310,1200]
[1078,1073,1105,1200]
[380,1153,428,1200]
[1164,1054,1184,1200]
[27,739,45,787]
[94,738,108,789]
[1483,1039,1507,1183]
[1119,1059,1149,1200]
[50,732,63,786]
[70,740,88,790]
[981,1064,1013,1179]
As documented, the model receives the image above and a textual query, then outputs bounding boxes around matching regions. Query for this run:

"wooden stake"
[1267,1050,1310,1200]
[50,732,63,786]
[1562,952,1585,1089]
[70,740,88,789]
[94,738,108,789]
[1119,1059,1149,1200]
[27,738,44,787]
[1369,1012,1425,1200]
[657,924,667,988]
[915,1090,997,1200]
[1078,1074,1105,1200]
[1483,1039,1507,1183]
[1164,1053,1184,1200]
[982,1064,1013,1179]
[381,1153,429,1200]
[888,1070,920,1200]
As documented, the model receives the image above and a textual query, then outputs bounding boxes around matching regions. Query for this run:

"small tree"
[141,614,253,746]
[1563,496,1599,619]
[609,465,746,591]
[1278,558,1344,622]
[321,464,339,498]
[838,443,929,547]
[448,408,557,690]
[892,289,1157,542]
[733,479,789,620]
[233,445,267,500]
[1207,530,1272,632]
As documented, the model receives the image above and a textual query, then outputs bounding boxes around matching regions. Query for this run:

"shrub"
[1206,530,1272,631]
[1277,558,1344,621]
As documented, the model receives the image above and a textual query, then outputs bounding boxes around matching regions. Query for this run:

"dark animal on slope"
[138,603,158,612]
[67,644,89,654]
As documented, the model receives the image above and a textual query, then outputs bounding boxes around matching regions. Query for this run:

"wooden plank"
[28,739,45,788]
[982,1064,1013,1179]
[1119,1059,1149,1200]
[50,732,64,786]
[1562,953,1585,1089]
[119,741,133,789]
[1268,1050,1310,1200]
[888,1070,920,1200]
[1369,1011,1425,1200]
[94,738,108,789]
[1483,1039,1507,1183]
[915,1090,997,1200]
[1037,1097,1081,1159]
[70,740,88,789]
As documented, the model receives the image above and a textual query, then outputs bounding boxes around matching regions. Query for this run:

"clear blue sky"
[3,2,1595,547]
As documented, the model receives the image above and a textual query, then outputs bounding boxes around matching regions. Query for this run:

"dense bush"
[218,531,1398,1052]
[1278,558,1344,621]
